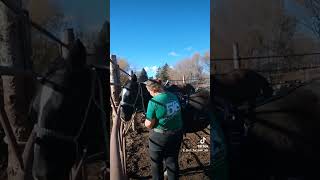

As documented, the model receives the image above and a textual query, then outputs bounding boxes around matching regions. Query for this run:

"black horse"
[211,69,273,106]
[31,40,108,180]
[119,76,210,133]
[243,80,320,179]
[164,83,195,97]
[211,69,320,179]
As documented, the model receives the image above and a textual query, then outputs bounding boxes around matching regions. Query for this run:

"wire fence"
[211,50,320,86]
[211,51,320,61]
[1,0,68,48]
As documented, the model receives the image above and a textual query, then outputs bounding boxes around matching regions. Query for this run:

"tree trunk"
[0,1,33,179]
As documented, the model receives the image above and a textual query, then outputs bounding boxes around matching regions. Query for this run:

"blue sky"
[110,0,210,77]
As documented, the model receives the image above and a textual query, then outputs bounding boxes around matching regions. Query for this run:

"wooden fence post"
[63,28,86,180]
[233,42,240,69]
[110,54,127,180]
[130,70,134,78]
[62,28,75,59]
[110,55,121,110]
[0,1,34,179]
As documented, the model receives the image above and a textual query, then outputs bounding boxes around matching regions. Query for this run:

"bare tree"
[201,51,210,74]
[170,52,209,83]
[118,58,130,85]
[211,0,314,74]
[175,53,202,80]
[26,0,67,32]
[295,0,320,40]
[25,0,67,74]
[138,68,148,82]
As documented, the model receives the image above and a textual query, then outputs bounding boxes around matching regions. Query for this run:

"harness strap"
[92,68,109,155]
[150,99,165,107]
[120,101,135,107]
[34,124,76,143]
[39,76,67,93]
[119,82,141,120]
[34,67,97,144]
[139,83,146,114]
[74,68,97,140]
[153,128,182,134]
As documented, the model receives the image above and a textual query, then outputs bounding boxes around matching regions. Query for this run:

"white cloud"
[129,65,136,71]
[184,46,193,51]
[144,66,158,75]
[168,51,180,57]
[170,65,174,69]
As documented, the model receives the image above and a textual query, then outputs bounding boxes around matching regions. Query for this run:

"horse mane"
[44,56,68,77]
[40,40,91,96]
[213,69,268,85]
[212,69,273,105]
[45,39,87,75]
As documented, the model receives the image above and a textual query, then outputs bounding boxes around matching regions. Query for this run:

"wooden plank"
[21,127,36,180]
[110,55,121,114]
[0,66,36,76]
[233,42,240,69]
[0,0,20,14]
[62,29,75,59]
[0,2,33,179]
[0,102,24,170]
[110,55,127,179]
[71,149,87,180]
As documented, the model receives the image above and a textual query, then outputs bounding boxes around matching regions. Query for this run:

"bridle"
[120,82,147,121]
[34,66,107,149]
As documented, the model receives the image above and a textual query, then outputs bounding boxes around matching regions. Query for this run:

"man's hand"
[145,118,156,129]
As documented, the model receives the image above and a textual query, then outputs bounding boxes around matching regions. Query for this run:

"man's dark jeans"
[149,129,183,180]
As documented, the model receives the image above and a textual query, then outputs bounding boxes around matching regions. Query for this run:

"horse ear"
[131,74,137,82]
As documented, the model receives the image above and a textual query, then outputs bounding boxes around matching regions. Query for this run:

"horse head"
[119,75,152,121]
[32,39,106,180]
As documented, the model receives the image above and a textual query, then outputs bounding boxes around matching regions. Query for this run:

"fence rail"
[211,51,320,61]
[1,0,69,49]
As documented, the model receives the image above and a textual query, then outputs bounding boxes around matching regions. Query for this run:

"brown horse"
[211,69,273,107]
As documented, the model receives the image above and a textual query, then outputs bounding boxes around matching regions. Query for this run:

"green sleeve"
[146,100,156,121]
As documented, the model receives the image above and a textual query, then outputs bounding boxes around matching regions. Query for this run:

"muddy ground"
[0,127,108,180]
[125,113,211,180]
[0,114,210,180]
[0,128,8,180]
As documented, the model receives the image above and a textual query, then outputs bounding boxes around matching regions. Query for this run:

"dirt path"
[125,114,211,180]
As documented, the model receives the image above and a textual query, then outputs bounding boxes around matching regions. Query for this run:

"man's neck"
[154,91,164,96]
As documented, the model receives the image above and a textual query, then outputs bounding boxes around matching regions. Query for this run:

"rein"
[139,83,147,114]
